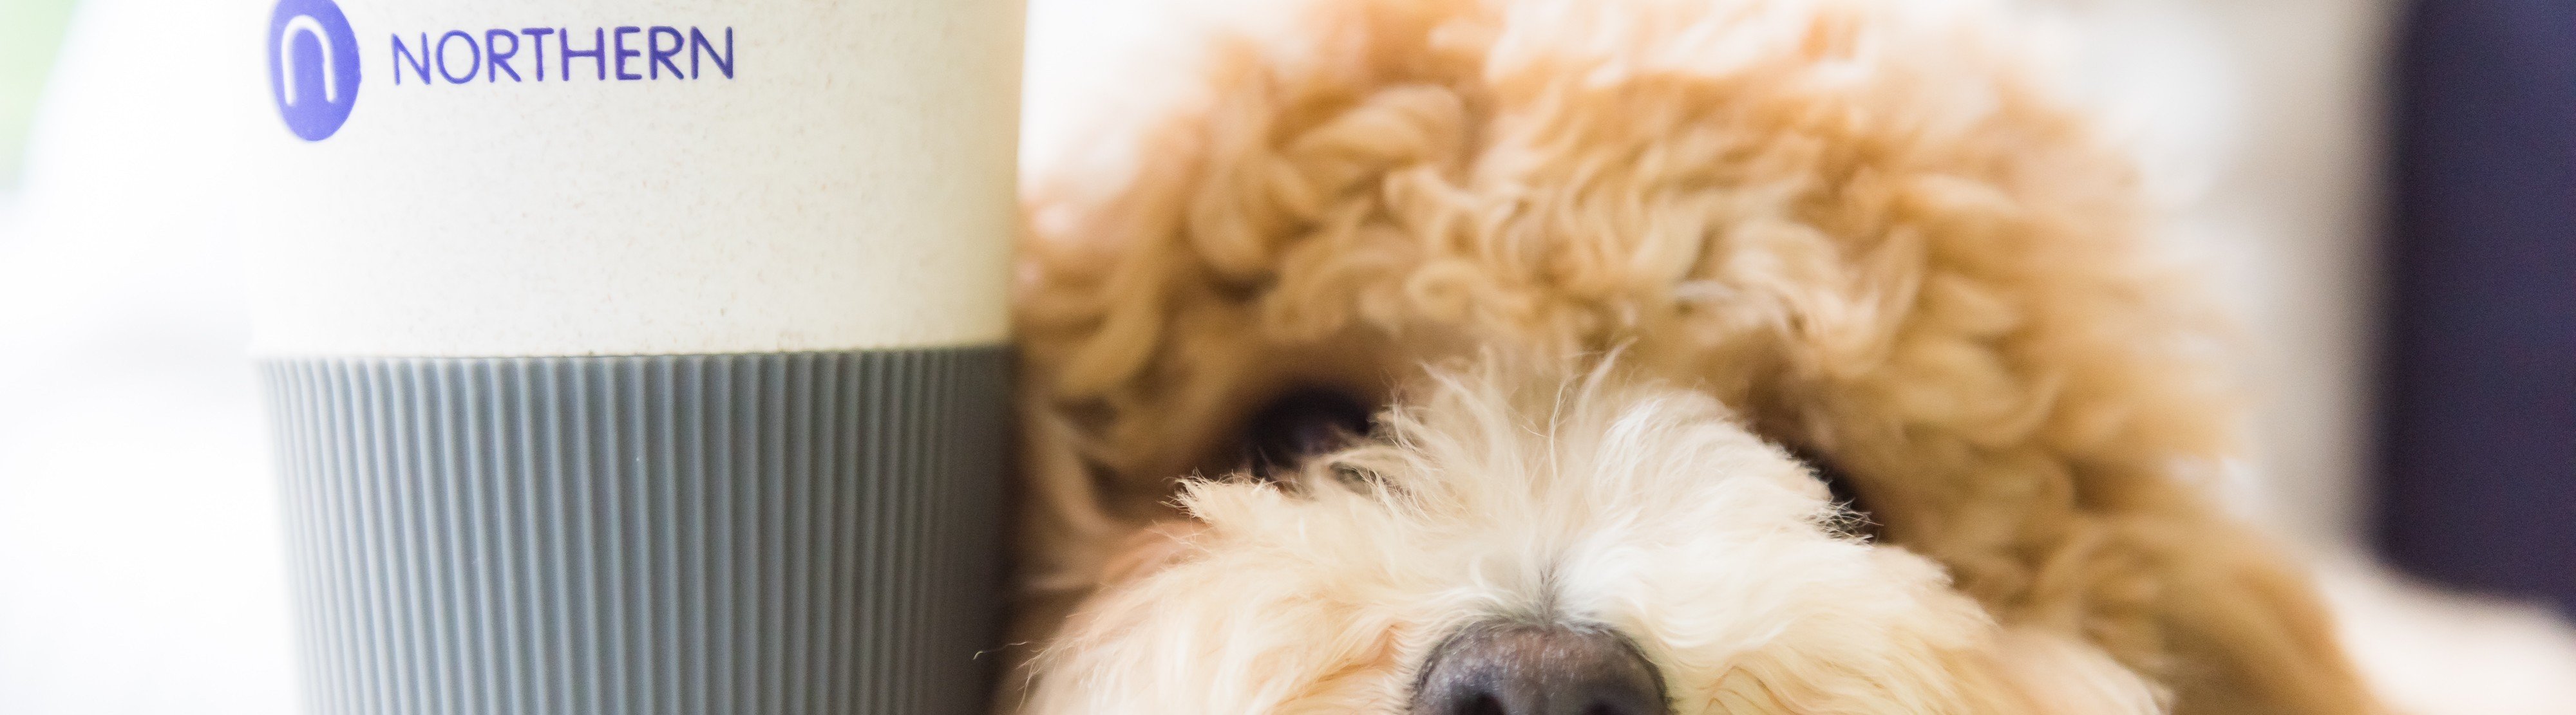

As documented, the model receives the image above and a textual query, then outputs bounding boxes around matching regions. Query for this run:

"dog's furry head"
[1010,0,2376,711]
[1026,359,2161,712]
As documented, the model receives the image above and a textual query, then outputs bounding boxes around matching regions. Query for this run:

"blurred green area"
[5,0,80,188]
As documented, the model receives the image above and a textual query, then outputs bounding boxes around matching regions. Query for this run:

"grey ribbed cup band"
[259,348,1011,715]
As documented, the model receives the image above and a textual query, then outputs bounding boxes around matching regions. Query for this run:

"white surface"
[243,0,1021,357]
[2323,559,2576,715]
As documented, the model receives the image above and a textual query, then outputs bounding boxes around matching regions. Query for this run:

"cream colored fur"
[1027,360,2161,713]
[1007,0,2382,712]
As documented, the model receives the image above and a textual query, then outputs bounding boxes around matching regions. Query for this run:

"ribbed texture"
[260,349,1010,715]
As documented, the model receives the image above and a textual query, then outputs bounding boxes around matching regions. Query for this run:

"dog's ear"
[1958,629,2168,715]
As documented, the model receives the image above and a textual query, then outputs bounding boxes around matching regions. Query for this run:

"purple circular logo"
[267,0,361,141]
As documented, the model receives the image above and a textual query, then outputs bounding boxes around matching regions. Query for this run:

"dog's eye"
[1788,445,1880,541]
[1237,388,1376,478]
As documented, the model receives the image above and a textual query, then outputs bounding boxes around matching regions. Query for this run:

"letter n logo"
[267,0,361,141]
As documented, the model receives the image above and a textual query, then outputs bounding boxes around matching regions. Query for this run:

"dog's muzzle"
[1410,622,1671,715]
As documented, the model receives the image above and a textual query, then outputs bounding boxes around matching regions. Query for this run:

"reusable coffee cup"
[243,1,1021,714]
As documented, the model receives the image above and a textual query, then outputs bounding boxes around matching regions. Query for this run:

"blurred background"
[3,0,2570,712]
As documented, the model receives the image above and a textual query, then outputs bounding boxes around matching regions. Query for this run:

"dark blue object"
[2380,0,2576,615]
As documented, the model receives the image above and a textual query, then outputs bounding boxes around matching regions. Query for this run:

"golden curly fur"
[1006,0,2381,711]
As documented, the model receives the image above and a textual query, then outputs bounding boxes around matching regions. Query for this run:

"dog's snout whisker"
[1410,622,1671,715]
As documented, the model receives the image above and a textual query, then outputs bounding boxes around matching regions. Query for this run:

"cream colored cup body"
[246,0,1022,357]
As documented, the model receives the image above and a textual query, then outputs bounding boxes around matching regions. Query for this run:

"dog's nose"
[1410,622,1670,715]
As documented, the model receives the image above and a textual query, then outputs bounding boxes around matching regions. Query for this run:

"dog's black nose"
[1410,622,1670,715]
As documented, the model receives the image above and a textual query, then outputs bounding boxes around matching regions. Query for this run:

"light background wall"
[1,0,79,185]
[2052,0,2392,558]
[0,1,286,713]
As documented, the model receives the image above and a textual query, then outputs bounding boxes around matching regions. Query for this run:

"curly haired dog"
[1005,0,2382,712]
